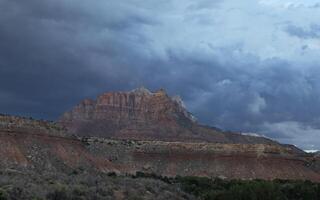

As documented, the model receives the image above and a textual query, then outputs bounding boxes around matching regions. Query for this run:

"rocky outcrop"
[59,87,277,145]
[0,114,65,136]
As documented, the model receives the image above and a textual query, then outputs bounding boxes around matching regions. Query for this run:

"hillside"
[1,108,320,181]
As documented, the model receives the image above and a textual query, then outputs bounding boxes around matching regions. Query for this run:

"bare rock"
[59,88,277,145]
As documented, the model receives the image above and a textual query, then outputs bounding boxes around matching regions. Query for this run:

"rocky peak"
[59,88,278,145]
[130,86,152,96]
[154,88,167,96]
[171,95,197,123]
[172,95,186,108]
[59,87,197,138]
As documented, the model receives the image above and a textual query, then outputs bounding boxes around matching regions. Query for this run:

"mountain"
[1,88,320,182]
[59,87,277,145]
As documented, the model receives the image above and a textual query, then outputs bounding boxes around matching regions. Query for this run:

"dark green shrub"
[107,172,117,177]
[46,186,69,200]
[175,177,320,200]
[0,188,8,200]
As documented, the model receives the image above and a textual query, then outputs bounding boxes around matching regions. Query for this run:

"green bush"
[175,177,320,200]
[46,185,69,200]
[0,188,8,200]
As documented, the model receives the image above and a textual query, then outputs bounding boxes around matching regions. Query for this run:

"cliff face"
[59,88,277,144]
[59,88,198,141]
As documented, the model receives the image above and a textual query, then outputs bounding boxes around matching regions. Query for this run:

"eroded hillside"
[0,114,319,181]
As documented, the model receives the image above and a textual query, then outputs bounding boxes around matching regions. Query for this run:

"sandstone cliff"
[59,87,277,145]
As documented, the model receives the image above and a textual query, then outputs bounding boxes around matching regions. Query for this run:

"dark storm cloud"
[1,0,320,149]
[0,0,157,118]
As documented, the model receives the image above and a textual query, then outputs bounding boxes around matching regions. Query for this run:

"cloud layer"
[1,0,320,149]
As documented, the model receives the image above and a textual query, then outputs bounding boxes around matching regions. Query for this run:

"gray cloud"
[1,0,320,149]
[262,121,320,150]
[286,24,320,39]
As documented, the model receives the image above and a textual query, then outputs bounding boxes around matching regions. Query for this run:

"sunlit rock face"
[59,87,278,144]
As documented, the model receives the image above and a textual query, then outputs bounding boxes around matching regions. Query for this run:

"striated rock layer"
[59,87,278,145]
[0,115,319,181]
[0,114,65,136]
[85,138,320,182]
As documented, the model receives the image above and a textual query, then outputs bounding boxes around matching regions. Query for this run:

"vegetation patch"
[130,172,320,200]
[176,176,320,200]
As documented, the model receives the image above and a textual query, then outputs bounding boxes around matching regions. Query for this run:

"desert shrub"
[0,171,191,200]
[107,172,117,177]
[70,185,88,200]
[7,187,34,200]
[226,181,285,200]
[279,180,317,200]
[133,171,173,184]
[175,177,320,200]
[0,188,8,200]
[46,185,70,200]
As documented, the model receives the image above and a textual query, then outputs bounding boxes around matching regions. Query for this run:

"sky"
[1,0,320,150]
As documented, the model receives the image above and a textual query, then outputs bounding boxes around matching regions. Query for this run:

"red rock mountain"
[59,87,277,145]
[1,92,320,181]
